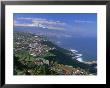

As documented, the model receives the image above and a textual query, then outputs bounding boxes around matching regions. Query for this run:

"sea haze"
[14,26,97,62]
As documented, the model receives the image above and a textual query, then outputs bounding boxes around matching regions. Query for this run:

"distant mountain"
[14,26,75,39]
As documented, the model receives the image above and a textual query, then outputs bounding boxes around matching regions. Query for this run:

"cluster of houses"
[51,64,88,75]
[29,35,56,57]
[14,33,88,75]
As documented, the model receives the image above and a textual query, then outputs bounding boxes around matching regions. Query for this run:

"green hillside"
[14,31,96,75]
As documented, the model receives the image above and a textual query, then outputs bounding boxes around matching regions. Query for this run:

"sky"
[14,13,97,38]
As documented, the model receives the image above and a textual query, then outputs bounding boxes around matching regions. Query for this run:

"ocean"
[54,37,97,62]
[14,27,97,62]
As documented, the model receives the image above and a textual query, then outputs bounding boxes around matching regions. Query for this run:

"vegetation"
[14,31,96,75]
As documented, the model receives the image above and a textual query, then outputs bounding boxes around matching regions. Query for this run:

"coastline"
[70,49,83,62]
[70,49,97,65]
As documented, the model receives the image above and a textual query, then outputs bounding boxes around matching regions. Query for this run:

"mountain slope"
[14,31,96,75]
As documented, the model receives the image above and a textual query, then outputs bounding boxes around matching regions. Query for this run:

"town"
[14,31,95,75]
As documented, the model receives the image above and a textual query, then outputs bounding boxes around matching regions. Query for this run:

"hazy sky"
[14,13,97,38]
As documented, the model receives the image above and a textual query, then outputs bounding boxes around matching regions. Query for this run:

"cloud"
[14,20,20,24]
[46,26,65,30]
[14,17,67,30]
[74,20,95,23]
[14,24,35,27]
[32,19,66,26]
[16,17,33,20]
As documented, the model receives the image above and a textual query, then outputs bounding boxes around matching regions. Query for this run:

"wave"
[70,49,78,53]
[77,58,84,62]
[70,49,84,62]
[76,54,82,57]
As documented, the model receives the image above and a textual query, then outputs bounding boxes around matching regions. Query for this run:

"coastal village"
[14,32,96,75]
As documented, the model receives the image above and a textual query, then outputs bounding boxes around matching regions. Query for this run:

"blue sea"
[54,37,97,62]
[14,27,97,62]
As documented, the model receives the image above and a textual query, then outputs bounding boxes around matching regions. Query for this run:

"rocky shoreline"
[70,49,97,68]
